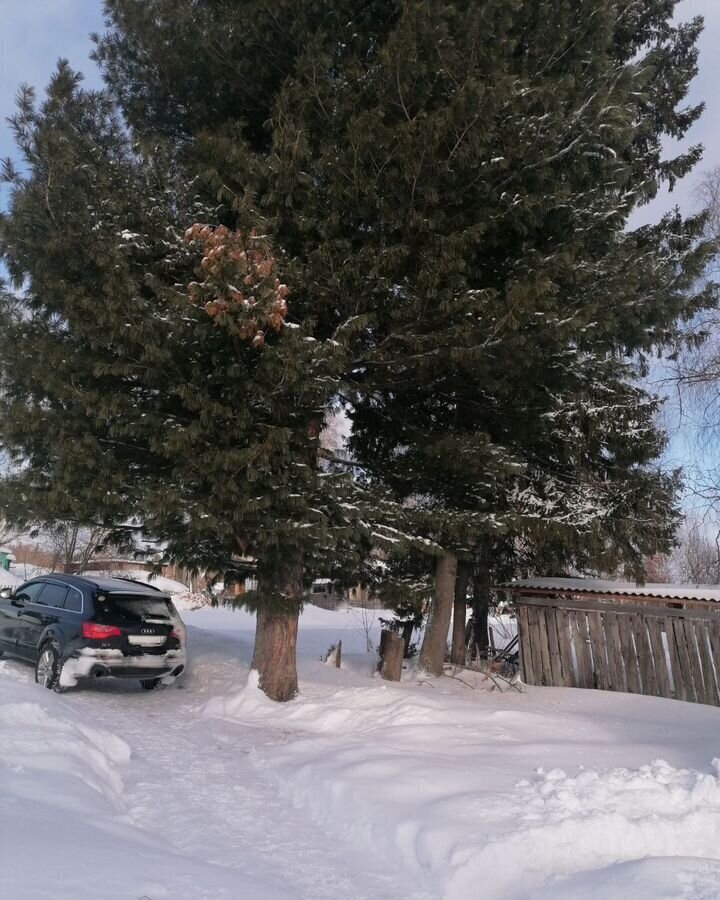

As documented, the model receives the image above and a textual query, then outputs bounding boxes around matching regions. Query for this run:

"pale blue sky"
[0,2,104,169]
[630,0,720,225]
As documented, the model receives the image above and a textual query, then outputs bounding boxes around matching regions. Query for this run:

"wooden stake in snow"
[324,641,342,667]
[378,630,404,682]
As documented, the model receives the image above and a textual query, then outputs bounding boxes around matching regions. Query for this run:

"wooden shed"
[508,578,720,706]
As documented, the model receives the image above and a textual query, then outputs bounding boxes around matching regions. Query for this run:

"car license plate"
[128,635,165,647]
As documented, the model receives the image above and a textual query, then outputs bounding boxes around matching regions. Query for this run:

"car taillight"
[170,629,181,641]
[83,622,122,640]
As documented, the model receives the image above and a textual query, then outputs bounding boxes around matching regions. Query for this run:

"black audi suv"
[0,573,186,691]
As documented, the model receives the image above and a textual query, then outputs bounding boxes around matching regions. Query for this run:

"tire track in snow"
[73,681,433,900]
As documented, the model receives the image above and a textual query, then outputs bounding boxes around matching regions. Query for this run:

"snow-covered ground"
[2,604,720,899]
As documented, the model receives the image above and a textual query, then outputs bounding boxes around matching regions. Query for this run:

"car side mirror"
[0,587,13,600]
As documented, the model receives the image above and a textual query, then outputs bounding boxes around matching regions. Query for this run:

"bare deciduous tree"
[643,552,672,583]
[671,515,720,585]
[664,167,720,516]
[48,523,110,574]
[696,166,720,281]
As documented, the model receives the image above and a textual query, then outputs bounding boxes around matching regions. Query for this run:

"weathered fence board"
[696,623,717,706]
[692,621,711,703]
[708,622,720,701]
[633,616,657,698]
[545,608,564,687]
[517,604,534,684]
[664,616,685,701]
[572,612,594,688]
[684,619,706,704]
[617,613,642,694]
[555,609,576,687]
[673,617,697,702]
[536,607,554,686]
[587,611,610,691]
[514,587,720,708]
[645,617,672,699]
[526,605,545,684]
[603,611,627,693]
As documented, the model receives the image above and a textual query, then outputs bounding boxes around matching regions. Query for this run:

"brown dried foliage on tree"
[184,225,289,348]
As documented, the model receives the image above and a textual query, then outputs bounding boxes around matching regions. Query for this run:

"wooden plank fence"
[515,594,720,706]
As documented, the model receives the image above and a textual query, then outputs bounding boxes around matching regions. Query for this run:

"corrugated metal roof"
[505,577,720,603]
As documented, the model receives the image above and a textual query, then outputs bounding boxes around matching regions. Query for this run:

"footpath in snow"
[2,602,720,899]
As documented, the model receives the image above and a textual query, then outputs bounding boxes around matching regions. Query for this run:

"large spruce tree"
[0,66,381,700]
[94,0,716,674]
[1,1,716,693]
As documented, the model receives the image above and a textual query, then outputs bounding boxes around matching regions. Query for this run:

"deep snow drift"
[2,603,720,899]
[0,662,294,900]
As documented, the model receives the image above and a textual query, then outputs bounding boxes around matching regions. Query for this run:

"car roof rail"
[111,575,163,591]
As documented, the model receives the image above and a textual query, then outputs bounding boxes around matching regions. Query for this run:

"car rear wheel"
[35,641,61,690]
[140,678,161,691]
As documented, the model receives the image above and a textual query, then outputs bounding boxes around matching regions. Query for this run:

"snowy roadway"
[78,674,427,900]
[3,604,720,899]
[1,607,431,900]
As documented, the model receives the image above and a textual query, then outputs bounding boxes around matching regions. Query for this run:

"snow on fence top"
[505,577,720,604]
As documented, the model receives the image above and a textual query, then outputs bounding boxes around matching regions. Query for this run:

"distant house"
[216,568,258,601]
[0,546,16,572]
[309,579,383,610]
[309,579,345,608]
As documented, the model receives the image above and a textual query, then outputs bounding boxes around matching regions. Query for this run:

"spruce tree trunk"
[251,553,302,702]
[450,561,471,665]
[470,547,491,660]
[418,549,458,676]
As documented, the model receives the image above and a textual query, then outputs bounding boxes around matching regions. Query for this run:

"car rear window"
[93,594,173,624]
